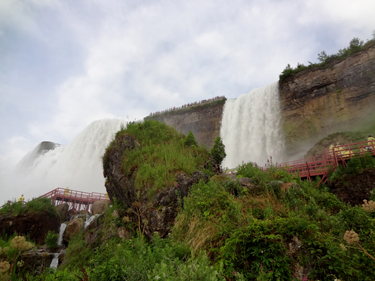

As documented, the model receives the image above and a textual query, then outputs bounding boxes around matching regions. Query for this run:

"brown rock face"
[63,217,84,242]
[92,200,109,215]
[280,42,375,159]
[56,203,69,222]
[104,134,210,238]
[145,99,226,150]
[0,211,60,245]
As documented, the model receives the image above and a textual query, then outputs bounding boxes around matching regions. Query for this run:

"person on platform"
[329,143,335,156]
[334,142,343,157]
[366,135,375,150]
[64,187,70,196]
[18,194,24,202]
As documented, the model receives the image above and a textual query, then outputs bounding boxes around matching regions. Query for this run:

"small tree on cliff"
[210,137,226,166]
[184,131,198,147]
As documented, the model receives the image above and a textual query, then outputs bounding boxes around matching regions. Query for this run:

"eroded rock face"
[145,99,226,150]
[0,211,60,245]
[104,134,210,238]
[280,43,375,158]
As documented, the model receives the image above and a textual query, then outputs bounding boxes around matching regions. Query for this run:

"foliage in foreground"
[173,162,375,280]
[0,197,58,218]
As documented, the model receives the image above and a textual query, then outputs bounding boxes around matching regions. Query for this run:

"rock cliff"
[279,42,375,159]
[145,99,226,150]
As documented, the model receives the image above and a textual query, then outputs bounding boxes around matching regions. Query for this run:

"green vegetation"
[0,197,58,218]
[173,162,375,280]
[45,231,58,250]
[279,36,375,81]
[144,98,227,120]
[210,137,226,166]
[103,120,212,198]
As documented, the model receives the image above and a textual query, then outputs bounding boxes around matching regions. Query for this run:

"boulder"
[55,204,69,222]
[92,200,109,215]
[239,177,254,189]
[63,217,84,242]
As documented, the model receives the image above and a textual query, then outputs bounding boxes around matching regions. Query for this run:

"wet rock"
[56,203,69,222]
[92,200,109,215]
[63,217,84,242]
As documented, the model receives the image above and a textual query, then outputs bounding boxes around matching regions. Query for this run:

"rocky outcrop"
[0,211,60,245]
[103,133,211,238]
[92,200,109,215]
[280,42,375,158]
[63,217,84,242]
[56,204,69,222]
[145,99,226,150]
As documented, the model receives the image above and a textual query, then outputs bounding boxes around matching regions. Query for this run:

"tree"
[183,131,198,147]
[210,137,226,165]
[317,50,328,63]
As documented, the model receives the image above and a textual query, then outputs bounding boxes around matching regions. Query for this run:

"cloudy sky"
[0,0,374,172]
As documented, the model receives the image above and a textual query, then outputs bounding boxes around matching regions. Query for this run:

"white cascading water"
[57,223,67,246]
[50,253,59,269]
[84,214,100,229]
[13,118,128,199]
[220,82,285,169]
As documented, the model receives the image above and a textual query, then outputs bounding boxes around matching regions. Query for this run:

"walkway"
[264,140,375,186]
[40,188,110,212]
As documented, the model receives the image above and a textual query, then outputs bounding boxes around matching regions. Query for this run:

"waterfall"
[220,82,285,169]
[57,223,67,246]
[13,118,128,198]
[50,253,59,269]
[84,214,100,229]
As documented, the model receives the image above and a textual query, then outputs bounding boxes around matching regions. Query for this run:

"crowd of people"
[148,96,225,116]
[329,134,375,158]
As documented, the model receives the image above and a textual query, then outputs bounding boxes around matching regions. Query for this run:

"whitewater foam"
[220,82,285,168]
[11,118,127,200]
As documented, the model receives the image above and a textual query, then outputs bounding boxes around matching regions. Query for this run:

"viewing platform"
[40,188,110,212]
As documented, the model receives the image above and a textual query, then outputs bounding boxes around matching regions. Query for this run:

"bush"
[183,131,198,147]
[45,231,58,250]
[210,137,226,166]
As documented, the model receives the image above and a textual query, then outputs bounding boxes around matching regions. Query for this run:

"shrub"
[183,131,198,147]
[45,231,58,250]
[210,137,226,166]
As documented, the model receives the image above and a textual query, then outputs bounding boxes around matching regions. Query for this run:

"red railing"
[261,139,375,183]
[40,188,110,212]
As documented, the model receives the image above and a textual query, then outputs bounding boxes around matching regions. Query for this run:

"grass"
[103,120,212,197]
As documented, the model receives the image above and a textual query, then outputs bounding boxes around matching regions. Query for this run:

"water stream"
[57,223,67,246]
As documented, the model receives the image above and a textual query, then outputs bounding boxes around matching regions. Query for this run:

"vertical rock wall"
[279,42,375,159]
[145,99,226,150]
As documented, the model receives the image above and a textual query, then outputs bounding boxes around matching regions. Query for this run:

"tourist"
[17,194,24,203]
[366,134,375,150]
[329,142,335,156]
